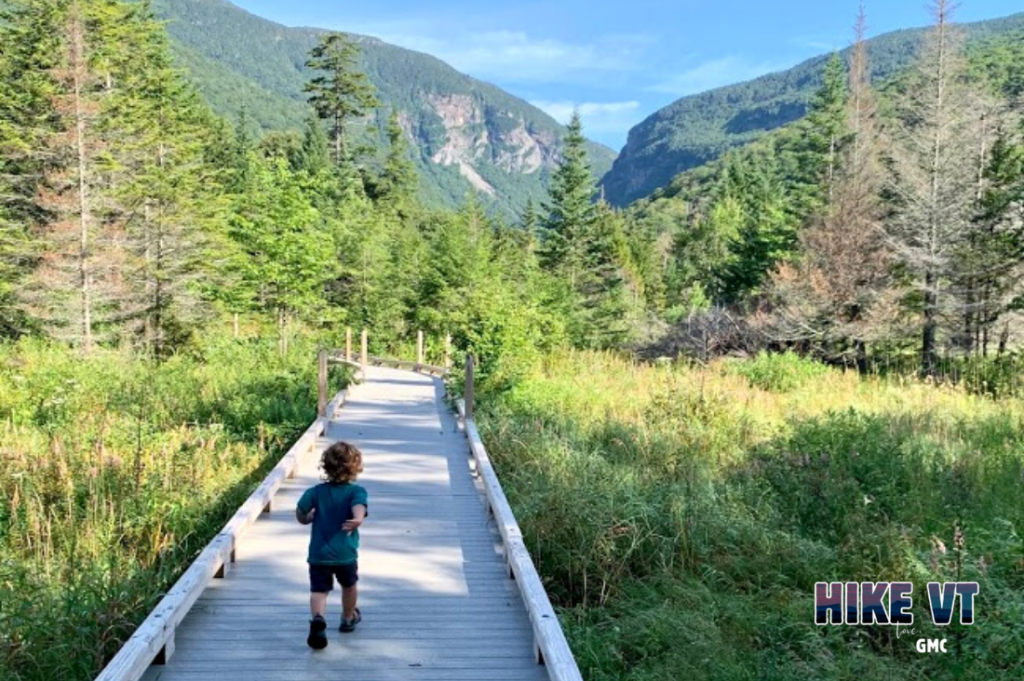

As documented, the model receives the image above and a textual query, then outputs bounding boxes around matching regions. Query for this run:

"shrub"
[725,350,830,392]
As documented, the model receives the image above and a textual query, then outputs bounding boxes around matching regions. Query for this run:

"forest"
[0,0,1022,679]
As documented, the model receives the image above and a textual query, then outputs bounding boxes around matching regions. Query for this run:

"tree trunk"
[855,339,868,374]
[71,4,93,354]
[922,269,939,376]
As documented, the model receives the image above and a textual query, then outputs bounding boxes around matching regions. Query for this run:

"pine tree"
[581,202,633,347]
[304,33,379,167]
[0,0,60,338]
[719,148,796,302]
[521,196,539,234]
[228,154,334,352]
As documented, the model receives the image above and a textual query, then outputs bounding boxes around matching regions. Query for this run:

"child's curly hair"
[320,442,363,483]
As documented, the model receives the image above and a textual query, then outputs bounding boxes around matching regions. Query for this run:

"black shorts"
[309,562,358,592]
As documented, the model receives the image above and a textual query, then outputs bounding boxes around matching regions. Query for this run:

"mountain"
[601,11,1024,207]
[147,0,617,217]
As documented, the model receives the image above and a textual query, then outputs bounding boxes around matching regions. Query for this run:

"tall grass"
[479,351,1024,681]
[0,335,349,681]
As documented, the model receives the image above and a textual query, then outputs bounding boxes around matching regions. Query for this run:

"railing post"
[345,327,352,363]
[445,334,452,370]
[464,353,475,421]
[417,330,424,367]
[361,329,368,372]
[317,349,328,417]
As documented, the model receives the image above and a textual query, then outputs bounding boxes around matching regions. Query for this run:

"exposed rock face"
[423,93,565,199]
[149,0,618,217]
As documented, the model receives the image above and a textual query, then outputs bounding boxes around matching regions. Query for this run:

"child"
[296,441,368,649]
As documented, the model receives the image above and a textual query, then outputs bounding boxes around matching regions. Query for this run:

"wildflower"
[931,535,947,555]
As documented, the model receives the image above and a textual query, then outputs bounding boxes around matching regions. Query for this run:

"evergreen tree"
[718,149,797,302]
[100,0,223,354]
[520,196,539,235]
[13,0,130,352]
[799,52,850,208]
[304,33,379,167]
[541,111,597,287]
[295,110,331,176]
[581,202,633,347]
[374,109,418,213]
[228,154,334,352]
[964,127,1024,354]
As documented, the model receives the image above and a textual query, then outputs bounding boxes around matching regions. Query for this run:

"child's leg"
[308,565,333,619]
[310,592,329,618]
[342,584,358,620]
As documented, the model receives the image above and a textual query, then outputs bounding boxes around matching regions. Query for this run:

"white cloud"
[531,100,643,138]
[351,24,637,83]
[647,56,786,96]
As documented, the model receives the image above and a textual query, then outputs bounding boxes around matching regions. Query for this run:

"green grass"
[478,351,1024,681]
[0,333,350,681]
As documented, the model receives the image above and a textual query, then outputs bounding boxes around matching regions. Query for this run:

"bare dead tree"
[886,0,983,375]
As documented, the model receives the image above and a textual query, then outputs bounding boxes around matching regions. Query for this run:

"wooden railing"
[325,329,583,681]
[95,389,350,681]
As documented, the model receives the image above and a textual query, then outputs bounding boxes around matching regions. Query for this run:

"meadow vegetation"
[479,351,1024,681]
[0,334,349,681]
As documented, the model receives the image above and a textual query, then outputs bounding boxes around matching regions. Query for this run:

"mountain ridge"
[147,0,617,217]
[601,11,1024,207]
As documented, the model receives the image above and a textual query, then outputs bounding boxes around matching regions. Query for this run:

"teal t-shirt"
[297,482,368,565]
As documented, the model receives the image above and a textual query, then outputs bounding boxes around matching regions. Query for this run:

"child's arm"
[342,504,366,533]
[296,488,317,525]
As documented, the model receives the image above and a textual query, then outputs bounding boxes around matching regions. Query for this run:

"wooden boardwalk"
[140,365,549,681]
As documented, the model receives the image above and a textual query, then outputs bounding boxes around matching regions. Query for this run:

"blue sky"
[230,1,1022,149]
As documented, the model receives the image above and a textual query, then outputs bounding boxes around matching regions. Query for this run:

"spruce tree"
[304,33,379,167]
[295,110,331,176]
[802,53,850,206]
[375,109,418,213]
[14,0,127,352]
[541,111,597,288]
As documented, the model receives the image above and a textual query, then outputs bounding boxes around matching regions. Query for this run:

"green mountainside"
[147,0,617,216]
[601,11,1024,206]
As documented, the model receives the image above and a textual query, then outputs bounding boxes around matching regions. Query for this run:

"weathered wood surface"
[139,366,549,681]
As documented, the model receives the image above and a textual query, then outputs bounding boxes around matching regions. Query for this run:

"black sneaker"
[307,615,328,649]
[339,608,362,633]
